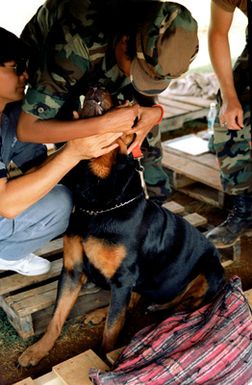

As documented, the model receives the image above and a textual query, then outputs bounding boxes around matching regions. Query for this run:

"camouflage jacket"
[21,0,140,120]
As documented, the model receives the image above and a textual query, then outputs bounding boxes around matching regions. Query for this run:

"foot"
[205,220,252,248]
[0,253,51,276]
[206,193,252,248]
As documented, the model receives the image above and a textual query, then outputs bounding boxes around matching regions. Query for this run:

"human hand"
[219,98,244,130]
[102,104,140,133]
[66,132,122,160]
[127,105,163,154]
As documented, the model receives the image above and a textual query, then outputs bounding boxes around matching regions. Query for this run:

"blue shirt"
[0,101,47,179]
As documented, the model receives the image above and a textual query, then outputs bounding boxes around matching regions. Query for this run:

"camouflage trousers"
[213,104,252,195]
[142,124,172,198]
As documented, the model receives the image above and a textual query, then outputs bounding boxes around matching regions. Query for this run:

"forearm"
[17,105,139,144]
[208,2,238,103]
[208,31,237,101]
[0,146,78,218]
[17,111,107,143]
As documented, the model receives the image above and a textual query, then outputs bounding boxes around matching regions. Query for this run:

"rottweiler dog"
[18,88,225,367]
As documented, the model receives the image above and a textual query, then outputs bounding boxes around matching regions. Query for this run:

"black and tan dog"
[18,88,225,367]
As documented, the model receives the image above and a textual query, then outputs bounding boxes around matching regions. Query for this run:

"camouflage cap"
[130,2,199,96]
[0,27,30,64]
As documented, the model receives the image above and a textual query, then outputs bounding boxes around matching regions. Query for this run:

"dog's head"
[79,87,135,178]
[79,87,113,118]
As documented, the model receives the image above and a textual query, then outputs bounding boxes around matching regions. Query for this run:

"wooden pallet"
[161,134,224,208]
[157,95,209,133]
[0,238,110,339]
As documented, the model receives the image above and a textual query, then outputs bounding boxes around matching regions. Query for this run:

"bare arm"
[208,1,243,129]
[0,132,121,218]
[17,104,140,143]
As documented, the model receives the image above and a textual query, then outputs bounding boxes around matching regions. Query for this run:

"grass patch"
[0,308,37,350]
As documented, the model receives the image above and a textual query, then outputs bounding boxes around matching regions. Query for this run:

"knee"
[44,185,73,231]
[51,185,73,217]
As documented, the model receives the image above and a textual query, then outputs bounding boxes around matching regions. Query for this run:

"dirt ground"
[0,123,251,385]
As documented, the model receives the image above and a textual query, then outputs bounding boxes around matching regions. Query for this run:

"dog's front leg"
[102,285,132,353]
[18,235,87,367]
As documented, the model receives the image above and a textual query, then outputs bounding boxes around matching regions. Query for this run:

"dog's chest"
[82,235,127,279]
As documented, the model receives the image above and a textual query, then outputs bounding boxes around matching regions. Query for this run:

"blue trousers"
[0,185,73,261]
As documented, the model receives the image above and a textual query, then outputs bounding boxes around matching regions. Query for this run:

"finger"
[127,138,139,154]
[96,133,122,149]
[237,112,244,128]
[98,132,122,141]
[100,143,119,153]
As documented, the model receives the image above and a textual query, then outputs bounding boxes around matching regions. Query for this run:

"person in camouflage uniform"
[17,0,198,203]
[206,0,252,247]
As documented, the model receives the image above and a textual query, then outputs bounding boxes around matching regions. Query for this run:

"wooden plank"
[34,372,63,385]
[106,347,125,365]
[183,213,208,227]
[162,150,222,191]
[179,185,225,208]
[245,289,252,307]
[5,282,101,317]
[162,200,185,214]
[5,281,58,316]
[53,350,109,385]
[36,238,63,258]
[221,259,234,268]
[0,258,62,296]
[172,173,195,189]
[12,378,36,385]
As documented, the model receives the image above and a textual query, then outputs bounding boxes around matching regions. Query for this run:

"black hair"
[0,27,30,64]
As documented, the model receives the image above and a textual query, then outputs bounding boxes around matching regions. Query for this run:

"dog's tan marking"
[182,274,209,308]
[89,132,135,179]
[89,152,116,179]
[102,305,127,352]
[170,274,209,310]
[63,235,84,271]
[129,292,141,310]
[83,236,126,279]
[149,274,209,312]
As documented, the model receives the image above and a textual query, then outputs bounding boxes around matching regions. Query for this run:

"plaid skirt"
[89,276,252,385]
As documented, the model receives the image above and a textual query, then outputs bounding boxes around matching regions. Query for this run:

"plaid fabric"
[89,276,252,385]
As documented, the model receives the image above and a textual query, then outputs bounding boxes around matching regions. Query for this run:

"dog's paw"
[18,345,48,367]
[84,306,108,325]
